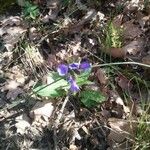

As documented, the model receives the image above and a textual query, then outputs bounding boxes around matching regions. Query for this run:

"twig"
[93,62,150,68]
[55,96,69,128]
[53,96,69,150]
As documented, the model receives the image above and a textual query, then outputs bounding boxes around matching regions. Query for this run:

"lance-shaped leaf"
[33,72,69,97]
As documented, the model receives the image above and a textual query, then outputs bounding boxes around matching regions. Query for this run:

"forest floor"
[0,0,150,150]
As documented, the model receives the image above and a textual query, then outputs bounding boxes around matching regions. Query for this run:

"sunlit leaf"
[33,72,69,97]
[76,69,91,86]
[33,70,92,97]
[80,90,106,107]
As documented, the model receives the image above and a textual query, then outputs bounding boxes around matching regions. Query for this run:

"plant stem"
[93,62,150,68]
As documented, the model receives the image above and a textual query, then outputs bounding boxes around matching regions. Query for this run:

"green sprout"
[23,1,39,19]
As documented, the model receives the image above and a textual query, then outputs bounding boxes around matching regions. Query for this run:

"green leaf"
[80,90,106,108]
[30,6,38,11]
[33,72,69,97]
[33,69,92,97]
[23,1,39,19]
[76,69,91,86]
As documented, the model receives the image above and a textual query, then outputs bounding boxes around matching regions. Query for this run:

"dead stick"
[53,96,69,150]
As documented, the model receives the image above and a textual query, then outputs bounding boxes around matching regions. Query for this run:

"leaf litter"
[0,0,150,149]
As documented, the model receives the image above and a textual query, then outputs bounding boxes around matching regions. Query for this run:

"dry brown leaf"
[122,20,142,40]
[56,36,81,62]
[108,118,137,143]
[1,26,26,51]
[100,109,111,118]
[8,66,26,84]
[3,66,27,85]
[15,114,31,134]
[1,16,22,26]
[46,54,58,69]
[2,80,20,91]
[69,144,78,150]
[142,55,150,65]
[29,27,39,41]
[106,48,126,58]
[111,104,124,118]
[109,91,130,115]
[139,15,150,29]
[0,51,13,68]
[69,42,81,56]
[47,0,60,21]
[64,9,97,34]
[79,9,97,25]
[116,97,130,115]
[124,0,145,12]
[128,100,144,116]
[96,68,108,85]
[56,49,69,61]
[136,11,145,21]
[6,87,24,100]
[112,14,123,27]
[123,38,145,55]
[108,133,131,150]
[1,78,24,100]
[115,75,133,90]
[30,101,54,125]
[41,0,61,22]
[136,12,150,30]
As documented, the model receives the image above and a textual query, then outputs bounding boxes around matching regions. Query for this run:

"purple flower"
[79,59,91,71]
[69,63,79,70]
[57,64,68,76]
[68,76,79,92]
[57,60,91,76]
[57,59,91,93]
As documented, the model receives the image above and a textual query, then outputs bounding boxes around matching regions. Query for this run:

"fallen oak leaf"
[115,75,133,91]
[107,118,137,147]
[123,38,145,55]
[1,80,24,100]
[30,101,54,124]
[96,68,108,85]
[122,20,142,40]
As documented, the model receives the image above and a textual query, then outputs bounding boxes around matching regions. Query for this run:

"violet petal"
[70,81,79,92]
[69,63,79,70]
[79,60,91,71]
[68,76,79,92]
[57,64,68,76]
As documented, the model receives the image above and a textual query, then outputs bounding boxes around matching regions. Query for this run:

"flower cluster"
[57,59,91,93]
